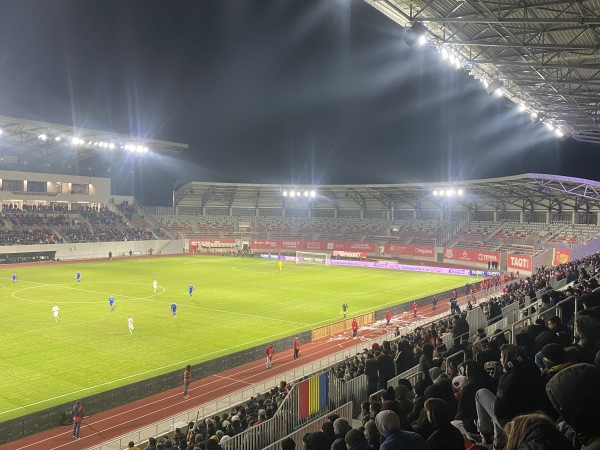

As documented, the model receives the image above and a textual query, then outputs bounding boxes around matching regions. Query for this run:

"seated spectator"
[473,345,549,448]
[332,418,351,450]
[546,363,600,449]
[302,431,330,450]
[503,412,574,450]
[547,316,572,347]
[375,410,426,450]
[281,437,296,450]
[574,310,600,364]
[344,428,372,450]
[363,420,380,450]
[423,398,464,450]
[456,360,496,436]
[537,343,572,383]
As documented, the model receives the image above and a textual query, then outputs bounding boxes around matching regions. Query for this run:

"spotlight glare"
[439,190,445,197]
[109,143,115,149]
[418,35,427,46]
[282,191,288,197]
[0,129,3,135]
[303,191,309,197]
[545,122,554,131]
[433,190,438,196]
[290,191,295,198]
[38,134,47,141]
[446,189,452,196]
[454,58,461,69]
[494,88,503,97]
[555,128,564,138]
[441,48,448,59]
[55,136,61,141]
[482,79,489,88]
[518,103,526,112]
[448,54,456,64]
[310,190,316,198]
[457,189,464,196]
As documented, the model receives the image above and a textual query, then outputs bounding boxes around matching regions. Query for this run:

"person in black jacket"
[365,352,379,396]
[456,360,496,435]
[423,398,464,450]
[503,412,574,450]
[394,340,416,375]
[418,344,435,375]
[377,350,396,390]
[473,345,550,448]
[451,314,470,346]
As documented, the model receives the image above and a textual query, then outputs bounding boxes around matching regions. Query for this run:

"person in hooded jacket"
[364,352,379,396]
[418,344,436,374]
[473,345,550,448]
[344,428,373,450]
[376,350,396,390]
[546,363,600,450]
[503,412,574,450]
[456,360,496,435]
[394,340,416,375]
[363,420,380,450]
[423,398,464,450]
[374,410,426,450]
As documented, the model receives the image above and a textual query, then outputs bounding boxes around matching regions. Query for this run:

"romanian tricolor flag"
[298,372,329,419]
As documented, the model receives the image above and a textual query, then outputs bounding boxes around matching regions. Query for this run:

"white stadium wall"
[0,239,186,261]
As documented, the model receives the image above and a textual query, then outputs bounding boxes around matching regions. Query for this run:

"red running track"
[0,302,453,450]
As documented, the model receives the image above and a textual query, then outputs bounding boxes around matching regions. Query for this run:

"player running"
[76,271,81,283]
[341,302,348,318]
[188,284,194,298]
[152,280,158,294]
[108,295,115,312]
[12,273,17,283]
[171,302,177,318]
[52,304,60,321]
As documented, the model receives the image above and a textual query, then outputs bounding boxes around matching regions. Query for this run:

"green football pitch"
[0,255,475,421]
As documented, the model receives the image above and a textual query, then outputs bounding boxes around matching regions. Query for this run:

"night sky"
[0,0,597,205]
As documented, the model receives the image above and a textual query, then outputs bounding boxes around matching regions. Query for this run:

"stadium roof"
[363,0,600,144]
[174,173,600,213]
[0,116,188,174]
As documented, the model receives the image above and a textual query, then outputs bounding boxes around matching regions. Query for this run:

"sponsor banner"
[333,251,367,259]
[470,270,503,277]
[507,254,532,271]
[443,247,500,264]
[553,248,571,266]
[329,259,471,275]
[250,239,280,249]
[189,238,236,249]
[251,239,376,252]
[383,243,435,258]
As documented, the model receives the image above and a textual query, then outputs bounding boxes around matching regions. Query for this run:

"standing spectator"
[413,302,418,318]
[127,441,141,450]
[365,352,379,396]
[385,311,392,326]
[293,337,300,360]
[352,319,359,339]
[432,295,438,311]
[452,314,470,346]
[183,365,192,399]
[266,344,274,369]
[71,400,83,439]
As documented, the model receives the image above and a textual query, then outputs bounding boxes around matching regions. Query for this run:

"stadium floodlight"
[438,190,444,196]
[282,191,288,197]
[457,189,464,196]
[482,79,489,89]
[448,54,456,65]
[109,143,115,149]
[143,147,149,153]
[518,103,526,112]
[38,134,47,141]
[72,137,83,145]
[454,58,461,69]
[555,128,564,138]
[418,35,427,46]
[303,191,309,197]
[446,189,453,196]
[404,22,428,47]
[486,79,504,95]
[55,136,61,141]
[433,190,438,196]
[494,88,503,97]
[441,47,448,59]
[310,190,316,198]
[545,122,554,131]
[530,112,539,123]
[290,191,296,198]
[0,129,3,135]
